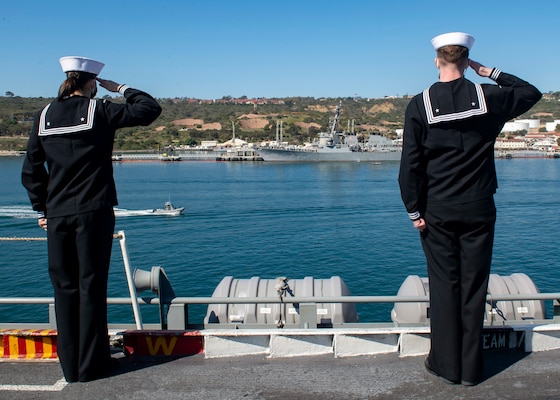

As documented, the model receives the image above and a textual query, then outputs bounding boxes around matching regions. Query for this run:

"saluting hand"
[468,60,492,78]
[96,78,122,93]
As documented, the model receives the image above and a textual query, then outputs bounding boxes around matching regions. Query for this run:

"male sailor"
[398,32,541,385]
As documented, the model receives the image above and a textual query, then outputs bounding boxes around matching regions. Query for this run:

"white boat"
[159,154,182,161]
[114,201,185,217]
[256,102,402,162]
[152,201,185,216]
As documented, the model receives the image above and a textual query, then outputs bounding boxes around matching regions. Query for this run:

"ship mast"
[329,101,342,145]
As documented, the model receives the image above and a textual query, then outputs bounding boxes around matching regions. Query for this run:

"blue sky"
[1,0,558,99]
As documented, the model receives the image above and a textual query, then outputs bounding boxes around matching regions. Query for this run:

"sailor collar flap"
[422,80,487,125]
[38,99,97,136]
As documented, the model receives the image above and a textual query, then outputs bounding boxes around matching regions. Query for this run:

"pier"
[111,148,226,162]
[217,148,263,161]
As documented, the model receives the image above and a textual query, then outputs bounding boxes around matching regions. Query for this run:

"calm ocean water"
[1,157,558,324]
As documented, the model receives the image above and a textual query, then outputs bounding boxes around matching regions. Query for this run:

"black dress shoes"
[424,358,460,385]
[77,357,120,382]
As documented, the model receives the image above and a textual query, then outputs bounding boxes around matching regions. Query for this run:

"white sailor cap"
[431,32,475,51]
[59,56,104,75]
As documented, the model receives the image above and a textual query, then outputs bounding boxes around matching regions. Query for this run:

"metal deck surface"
[1,349,559,399]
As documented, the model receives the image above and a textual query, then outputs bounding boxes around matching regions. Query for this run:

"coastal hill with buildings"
[0,92,559,154]
[496,118,560,153]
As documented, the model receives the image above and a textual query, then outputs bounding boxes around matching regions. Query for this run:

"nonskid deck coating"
[1,349,559,399]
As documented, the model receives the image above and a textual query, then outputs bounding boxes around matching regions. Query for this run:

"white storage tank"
[391,273,546,325]
[502,121,530,133]
[205,276,358,327]
[516,119,540,129]
[546,121,559,132]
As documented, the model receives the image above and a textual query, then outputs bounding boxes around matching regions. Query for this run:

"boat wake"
[113,208,158,217]
[0,206,37,219]
[0,206,182,219]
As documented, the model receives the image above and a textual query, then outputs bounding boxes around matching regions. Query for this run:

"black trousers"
[421,197,496,383]
[47,207,115,382]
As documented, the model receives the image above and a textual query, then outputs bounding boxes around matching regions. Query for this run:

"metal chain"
[0,237,47,241]
[487,295,507,322]
[275,277,291,328]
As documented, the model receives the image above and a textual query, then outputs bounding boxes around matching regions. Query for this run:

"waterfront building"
[495,138,527,150]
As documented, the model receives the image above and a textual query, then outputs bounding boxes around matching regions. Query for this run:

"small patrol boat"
[152,201,185,216]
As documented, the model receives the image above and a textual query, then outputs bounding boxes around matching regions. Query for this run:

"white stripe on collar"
[38,100,97,136]
[423,83,487,125]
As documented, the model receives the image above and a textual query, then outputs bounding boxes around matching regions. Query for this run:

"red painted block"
[123,330,203,357]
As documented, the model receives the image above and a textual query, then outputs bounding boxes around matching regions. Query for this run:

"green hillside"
[1,92,559,152]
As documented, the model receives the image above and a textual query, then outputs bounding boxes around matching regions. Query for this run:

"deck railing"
[1,292,559,330]
[1,231,559,331]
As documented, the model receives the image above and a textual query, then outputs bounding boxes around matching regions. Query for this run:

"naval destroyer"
[256,102,402,162]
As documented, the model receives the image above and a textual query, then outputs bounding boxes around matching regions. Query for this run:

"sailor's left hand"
[413,218,426,232]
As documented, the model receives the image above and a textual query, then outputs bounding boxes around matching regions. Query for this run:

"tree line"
[1,92,559,152]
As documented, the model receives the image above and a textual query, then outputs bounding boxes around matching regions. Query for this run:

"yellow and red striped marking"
[1,329,205,360]
[0,329,58,359]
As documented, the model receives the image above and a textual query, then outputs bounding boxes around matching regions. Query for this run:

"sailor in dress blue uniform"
[22,56,161,382]
[398,32,541,385]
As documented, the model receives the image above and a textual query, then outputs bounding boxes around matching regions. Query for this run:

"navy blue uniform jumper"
[398,69,541,384]
[22,87,161,382]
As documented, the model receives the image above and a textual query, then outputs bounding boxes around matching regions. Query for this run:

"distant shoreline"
[3,150,558,159]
